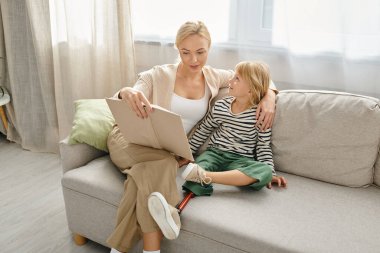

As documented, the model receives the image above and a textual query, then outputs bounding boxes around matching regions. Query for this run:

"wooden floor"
[0,134,110,253]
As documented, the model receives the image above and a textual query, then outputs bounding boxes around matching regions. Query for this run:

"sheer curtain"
[50,0,136,140]
[272,0,380,59]
[269,0,380,97]
[1,0,58,152]
[0,0,135,152]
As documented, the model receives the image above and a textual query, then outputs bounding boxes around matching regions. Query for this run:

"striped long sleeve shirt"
[189,96,276,175]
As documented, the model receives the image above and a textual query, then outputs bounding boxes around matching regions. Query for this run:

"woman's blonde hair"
[175,21,211,48]
[235,61,270,106]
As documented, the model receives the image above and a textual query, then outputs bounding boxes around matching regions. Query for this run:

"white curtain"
[272,0,380,60]
[0,0,136,152]
[267,0,380,97]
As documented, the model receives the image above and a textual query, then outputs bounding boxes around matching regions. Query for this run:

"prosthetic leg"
[176,181,213,214]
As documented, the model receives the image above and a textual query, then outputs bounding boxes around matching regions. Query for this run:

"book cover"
[106,98,194,161]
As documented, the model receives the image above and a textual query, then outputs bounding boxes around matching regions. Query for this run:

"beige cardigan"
[134,63,234,110]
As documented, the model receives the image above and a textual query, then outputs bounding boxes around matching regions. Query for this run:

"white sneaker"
[148,192,181,240]
[110,248,123,253]
[182,163,212,185]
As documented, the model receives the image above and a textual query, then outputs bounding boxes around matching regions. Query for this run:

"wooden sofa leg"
[73,233,88,245]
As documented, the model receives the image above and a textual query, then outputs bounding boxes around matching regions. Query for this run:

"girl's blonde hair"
[235,61,270,106]
[175,21,211,48]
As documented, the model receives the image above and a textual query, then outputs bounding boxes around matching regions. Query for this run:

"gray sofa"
[60,90,380,253]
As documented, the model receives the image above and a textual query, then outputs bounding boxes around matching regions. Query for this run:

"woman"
[107,21,278,253]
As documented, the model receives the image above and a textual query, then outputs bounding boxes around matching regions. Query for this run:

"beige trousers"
[106,126,180,252]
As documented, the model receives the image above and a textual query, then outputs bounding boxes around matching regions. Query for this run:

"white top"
[171,85,210,134]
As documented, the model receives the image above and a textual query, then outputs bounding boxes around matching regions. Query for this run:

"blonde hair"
[175,21,211,48]
[235,61,270,106]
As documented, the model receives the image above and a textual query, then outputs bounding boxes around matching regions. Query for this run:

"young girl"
[181,61,287,190]
[148,62,286,243]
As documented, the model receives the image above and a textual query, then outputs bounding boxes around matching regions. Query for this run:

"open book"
[106,98,194,161]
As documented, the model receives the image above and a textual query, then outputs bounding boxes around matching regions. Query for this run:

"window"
[228,0,273,46]
[131,0,273,47]
[271,0,380,59]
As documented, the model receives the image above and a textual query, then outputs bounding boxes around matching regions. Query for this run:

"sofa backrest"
[272,90,380,187]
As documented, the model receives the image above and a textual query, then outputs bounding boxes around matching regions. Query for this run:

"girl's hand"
[176,157,191,167]
[119,87,153,118]
[256,89,276,131]
[267,175,287,189]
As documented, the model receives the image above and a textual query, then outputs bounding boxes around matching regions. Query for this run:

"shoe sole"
[110,249,123,253]
[181,163,195,180]
[148,192,179,240]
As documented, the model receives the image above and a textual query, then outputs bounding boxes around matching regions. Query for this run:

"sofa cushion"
[63,157,380,253]
[62,156,125,206]
[61,156,184,207]
[181,173,380,253]
[272,90,380,187]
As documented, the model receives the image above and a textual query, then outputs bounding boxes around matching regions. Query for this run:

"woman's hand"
[256,89,276,131]
[119,87,152,118]
[267,175,287,189]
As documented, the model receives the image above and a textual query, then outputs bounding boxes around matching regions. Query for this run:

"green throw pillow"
[68,99,115,152]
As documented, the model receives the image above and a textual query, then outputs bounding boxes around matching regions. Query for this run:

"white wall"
[135,42,380,98]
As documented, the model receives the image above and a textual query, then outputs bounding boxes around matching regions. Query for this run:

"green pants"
[183,148,273,195]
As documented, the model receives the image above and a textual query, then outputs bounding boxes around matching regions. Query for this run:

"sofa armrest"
[59,137,107,173]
